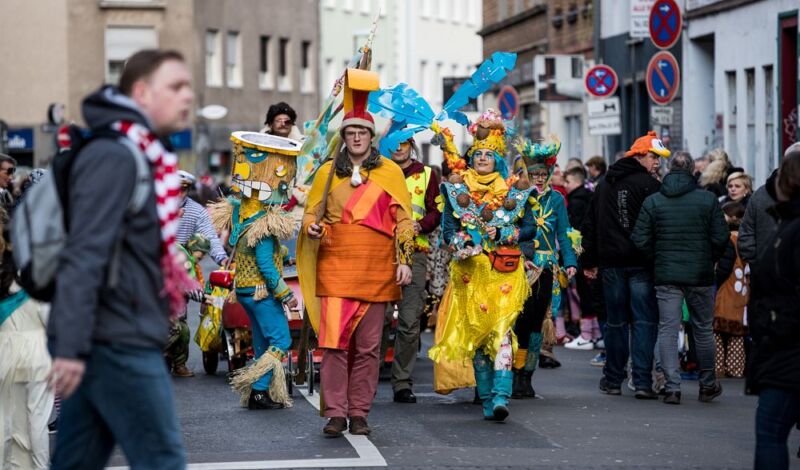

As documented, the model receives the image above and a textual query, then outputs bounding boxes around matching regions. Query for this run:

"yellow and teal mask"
[229,131,301,206]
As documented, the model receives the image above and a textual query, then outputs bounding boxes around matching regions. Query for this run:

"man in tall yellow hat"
[297,69,415,437]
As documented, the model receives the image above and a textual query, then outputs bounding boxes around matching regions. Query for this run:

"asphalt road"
[99,257,799,469]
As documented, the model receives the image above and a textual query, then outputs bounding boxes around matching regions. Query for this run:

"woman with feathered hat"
[428,110,538,421]
[509,136,579,399]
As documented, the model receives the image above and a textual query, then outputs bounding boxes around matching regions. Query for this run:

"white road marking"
[107,386,387,470]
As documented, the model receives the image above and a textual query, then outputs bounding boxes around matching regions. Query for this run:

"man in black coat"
[582,131,665,398]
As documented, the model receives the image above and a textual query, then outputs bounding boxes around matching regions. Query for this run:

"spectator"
[713,201,748,379]
[747,147,800,469]
[582,131,665,398]
[693,155,709,179]
[48,49,192,469]
[0,154,16,214]
[176,170,228,266]
[563,166,602,350]
[585,155,607,185]
[631,151,729,404]
[719,171,753,206]
[565,157,585,172]
[699,148,732,197]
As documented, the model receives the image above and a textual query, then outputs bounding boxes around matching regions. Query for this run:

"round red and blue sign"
[584,64,618,98]
[649,0,682,50]
[497,85,519,120]
[646,51,680,105]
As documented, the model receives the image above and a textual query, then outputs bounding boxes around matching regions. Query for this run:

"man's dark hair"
[0,154,17,167]
[564,166,586,183]
[778,144,800,200]
[669,151,695,174]
[265,102,297,125]
[585,156,606,173]
[119,49,185,96]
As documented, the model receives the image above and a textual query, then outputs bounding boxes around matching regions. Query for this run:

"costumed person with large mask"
[210,131,301,410]
[509,137,578,399]
[427,110,538,421]
[388,137,441,404]
[297,69,415,437]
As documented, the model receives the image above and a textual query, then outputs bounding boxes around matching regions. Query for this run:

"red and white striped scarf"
[111,120,198,316]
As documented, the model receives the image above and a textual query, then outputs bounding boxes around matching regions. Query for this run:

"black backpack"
[11,124,151,301]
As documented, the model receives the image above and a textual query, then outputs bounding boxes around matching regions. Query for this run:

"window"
[419,60,429,96]
[571,57,582,79]
[421,0,432,18]
[437,0,448,21]
[513,0,524,15]
[466,0,478,25]
[226,31,242,87]
[278,38,291,91]
[259,35,273,90]
[545,57,555,80]
[764,65,775,170]
[323,0,335,8]
[343,0,353,12]
[205,29,222,87]
[452,0,462,23]
[361,0,370,14]
[746,68,755,176]
[325,58,336,93]
[498,0,508,21]
[435,62,444,106]
[301,40,314,93]
[378,0,387,16]
[105,26,157,85]
[726,70,738,162]
[377,63,387,86]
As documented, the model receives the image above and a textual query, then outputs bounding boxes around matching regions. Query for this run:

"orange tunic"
[298,159,414,349]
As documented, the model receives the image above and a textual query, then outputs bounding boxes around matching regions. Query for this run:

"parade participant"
[428,110,537,421]
[176,170,228,266]
[49,49,192,470]
[164,233,211,378]
[389,137,441,404]
[210,130,301,410]
[509,136,577,398]
[297,69,414,437]
[261,101,303,140]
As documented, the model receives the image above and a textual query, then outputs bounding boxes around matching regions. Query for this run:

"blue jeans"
[51,344,185,470]
[755,388,800,469]
[238,294,291,391]
[601,267,658,390]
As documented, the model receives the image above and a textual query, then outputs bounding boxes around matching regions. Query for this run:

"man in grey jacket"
[48,49,192,470]
[739,142,800,266]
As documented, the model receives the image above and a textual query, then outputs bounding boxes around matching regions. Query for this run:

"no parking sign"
[646,51,680,105]
[497,85,519,120]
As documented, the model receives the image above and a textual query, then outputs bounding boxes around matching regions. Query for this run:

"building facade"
[319,0,483,167]
[0,0,319,177]
[682,0,799,184]
[480,0,602,166]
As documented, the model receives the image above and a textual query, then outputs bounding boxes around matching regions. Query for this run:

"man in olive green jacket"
[631,152,729,405]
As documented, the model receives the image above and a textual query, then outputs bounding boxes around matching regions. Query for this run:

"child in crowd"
[713,201,748,378]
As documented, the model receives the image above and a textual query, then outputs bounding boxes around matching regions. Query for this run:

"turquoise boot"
[472,350,495,420]
[491,369,513,421]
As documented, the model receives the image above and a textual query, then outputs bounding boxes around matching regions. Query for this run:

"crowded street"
[101,289,774,469]
[2,1,800,469]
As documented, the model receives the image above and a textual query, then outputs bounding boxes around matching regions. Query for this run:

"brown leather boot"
[322,417,347,437]
[172,364,195,377]
[348,416,371,435]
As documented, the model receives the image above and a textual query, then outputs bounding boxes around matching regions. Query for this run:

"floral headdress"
[514,135,561,174]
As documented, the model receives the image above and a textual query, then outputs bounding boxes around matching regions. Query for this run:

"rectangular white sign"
[630,0,655,38]
[651,106,674,125]
[588,97,621,119]
[588,116,622,136]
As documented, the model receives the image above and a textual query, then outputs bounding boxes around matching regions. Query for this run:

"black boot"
[511,369,525,399]
[472,387,482,405]
[522,370,536,398]
[248,390,283,410]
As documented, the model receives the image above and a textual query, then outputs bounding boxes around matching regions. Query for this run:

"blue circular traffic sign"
[649,0,682,50]
[585,65,618,98]
[497,85,519,120]
[646,51,680,105]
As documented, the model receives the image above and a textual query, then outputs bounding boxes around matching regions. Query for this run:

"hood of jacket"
[660,169,697,198]
[81,85,152,132]
[605,157,650,184]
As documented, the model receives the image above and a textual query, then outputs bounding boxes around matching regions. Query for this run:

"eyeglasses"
[529,172,548,179]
